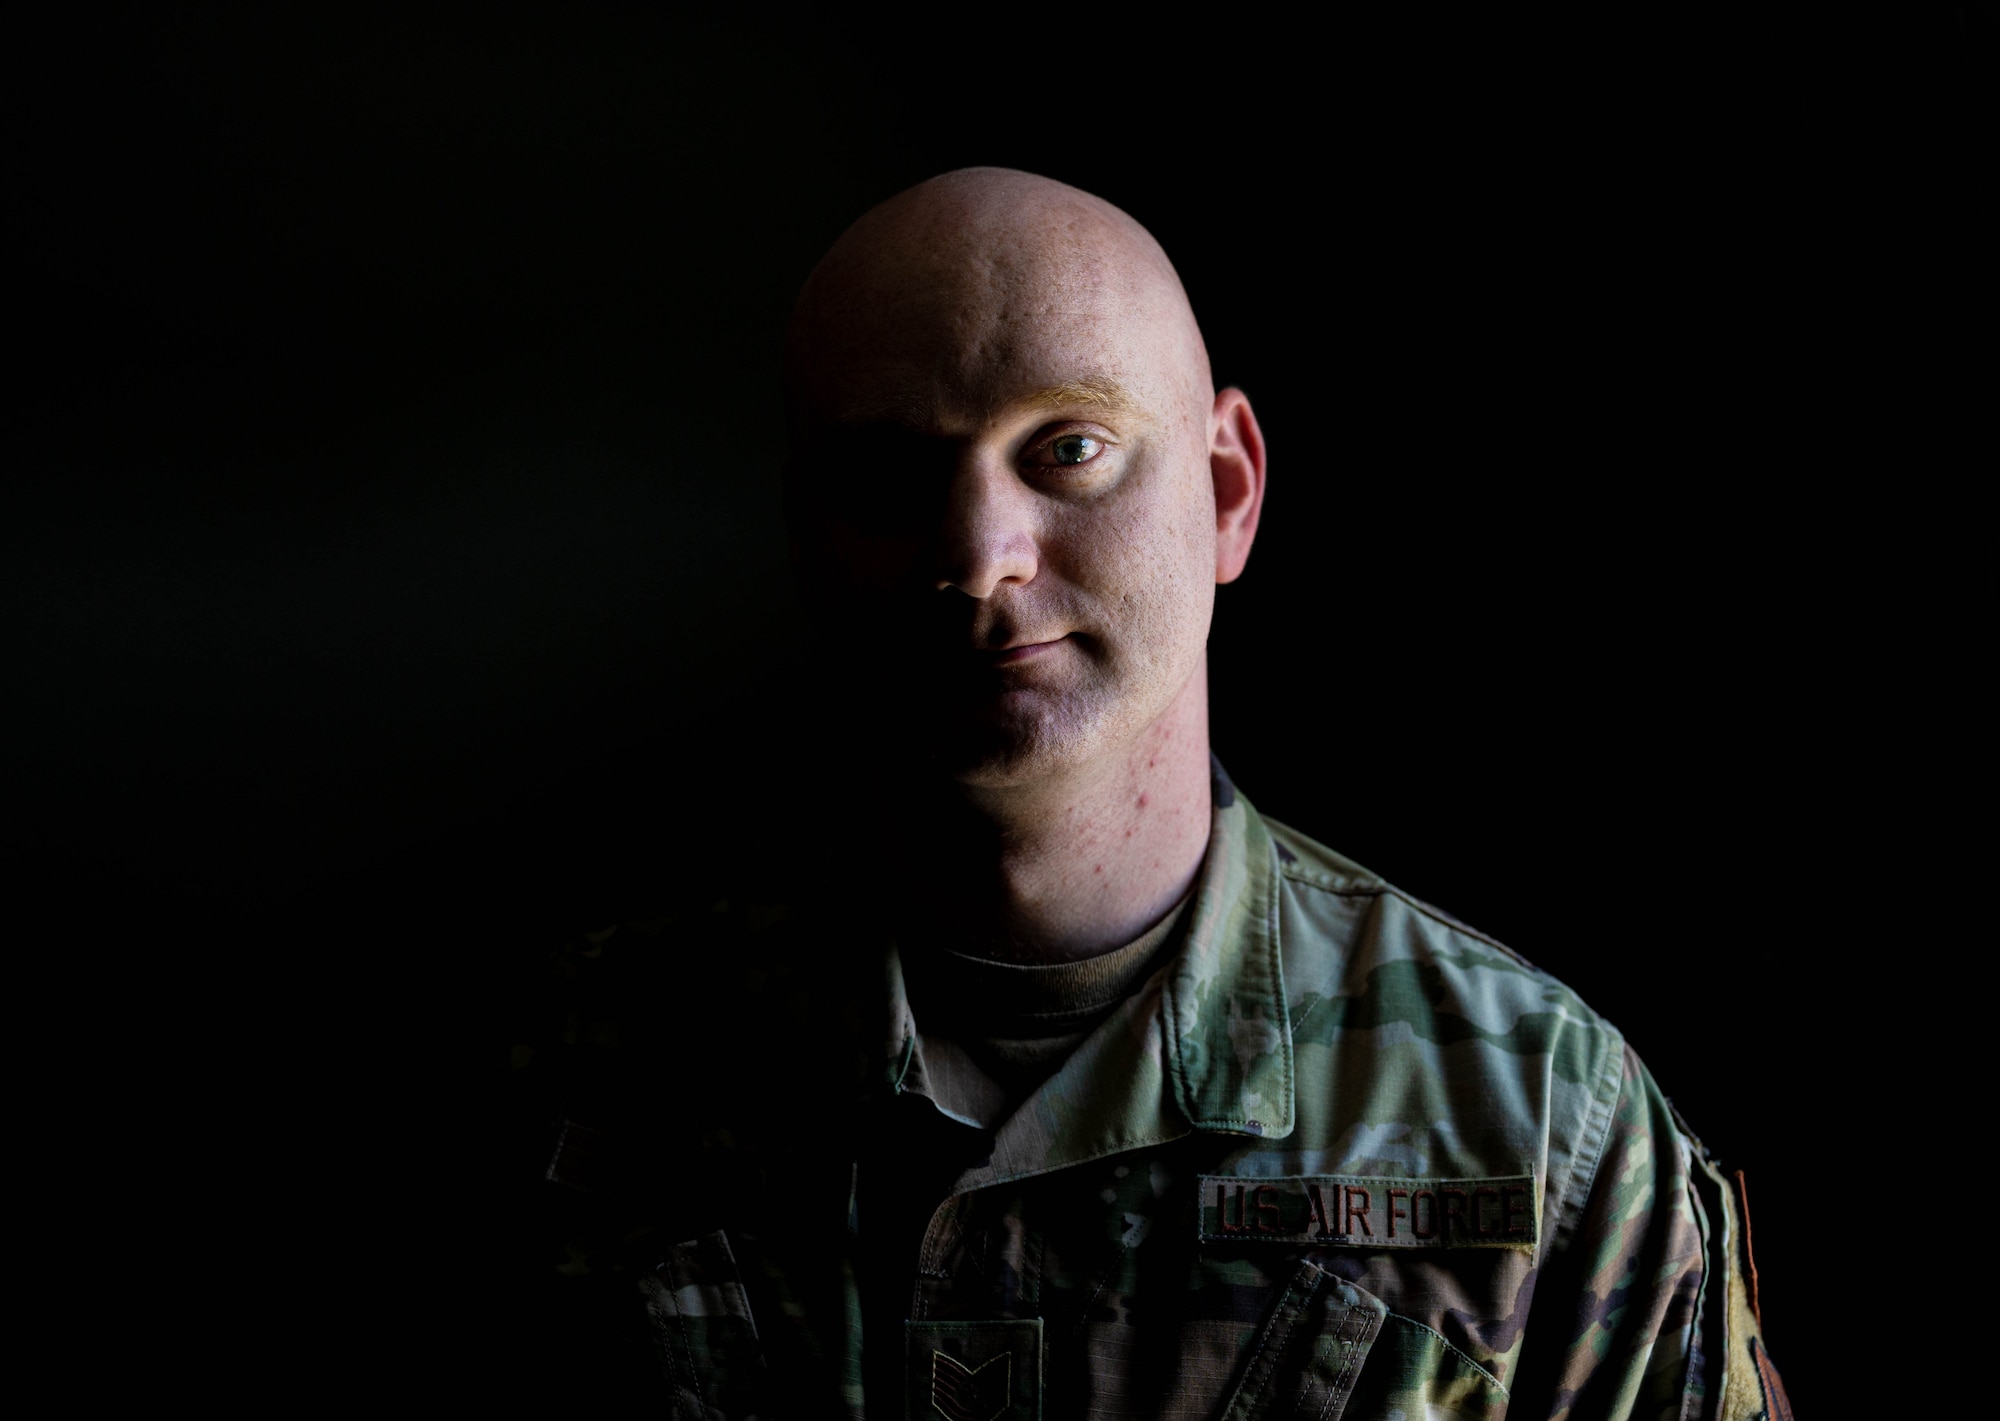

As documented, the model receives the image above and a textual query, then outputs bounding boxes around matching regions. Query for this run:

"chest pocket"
[1222,1262,1514,1421]
[638,1231,767,1419]
[1219,1262,1384,1420]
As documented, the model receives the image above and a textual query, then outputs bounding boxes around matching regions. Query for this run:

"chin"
[922,695,1112,789]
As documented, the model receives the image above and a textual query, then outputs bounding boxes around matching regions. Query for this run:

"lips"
[980,634,1068,665]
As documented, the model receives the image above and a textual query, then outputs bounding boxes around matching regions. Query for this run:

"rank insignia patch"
[905,1318,1041,1420]
[931,1352,1009,1421]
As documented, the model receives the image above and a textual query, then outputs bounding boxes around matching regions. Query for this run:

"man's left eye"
[1046,434,1102,465]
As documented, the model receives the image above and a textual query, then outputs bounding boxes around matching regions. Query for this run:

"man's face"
[786,204,1222,787]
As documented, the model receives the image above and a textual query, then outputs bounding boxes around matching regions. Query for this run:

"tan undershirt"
[904,894,1194,1130]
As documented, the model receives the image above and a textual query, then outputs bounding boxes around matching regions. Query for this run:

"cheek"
[1045,468,1216,645]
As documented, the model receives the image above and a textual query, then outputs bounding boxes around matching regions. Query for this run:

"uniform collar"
[874,758,1295,1187]
[1161,758,1294,1139]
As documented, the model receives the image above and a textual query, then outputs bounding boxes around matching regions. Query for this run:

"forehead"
[792,213,1193,431]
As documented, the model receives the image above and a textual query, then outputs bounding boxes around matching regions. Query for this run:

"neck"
[900,658,1215,964]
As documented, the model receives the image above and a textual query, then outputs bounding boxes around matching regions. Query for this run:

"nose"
[933,456,1039,598]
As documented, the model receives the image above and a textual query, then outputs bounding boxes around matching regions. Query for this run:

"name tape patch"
[1197,1173,1538,1249]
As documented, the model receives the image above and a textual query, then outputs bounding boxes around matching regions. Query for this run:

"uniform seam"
[1072,1238,1130,1340]
[1676,1161,1714,1421]
[1318,1305,1374,1419]
[1263,826,1296,1132]
[1552,1032,1629,1257]
[1379,885,1544,972]
[1237,1268,1321,1409]
[1276,862,1385,896]
[666,1290,704,1405]
[1162,955,1195,1123]
[1386,1312,1509,1394]
[919,1195,968,1275]
[1291,1301,1367,1418]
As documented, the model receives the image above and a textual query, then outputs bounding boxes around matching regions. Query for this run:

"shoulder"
[1234,813,1793,1410]
[1264,812,1626,1087]
[1259,811,1633,1249]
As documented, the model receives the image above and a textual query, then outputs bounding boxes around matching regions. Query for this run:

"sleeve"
[1511,1045,1792,1421]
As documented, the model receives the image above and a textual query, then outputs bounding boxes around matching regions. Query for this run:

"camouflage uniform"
[502,767,1789,1418]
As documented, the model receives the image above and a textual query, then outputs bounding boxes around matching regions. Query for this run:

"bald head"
[786,168,1212,428]
[779,167,1266,794]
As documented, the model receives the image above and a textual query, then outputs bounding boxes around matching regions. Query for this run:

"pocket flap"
[639,1231,765,1412]
[1221,1262,1386,1421]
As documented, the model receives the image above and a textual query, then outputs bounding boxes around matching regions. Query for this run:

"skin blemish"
[1137,793,1150,808]
[1094,864,1104,874]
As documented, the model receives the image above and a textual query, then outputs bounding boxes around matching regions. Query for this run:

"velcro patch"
[1197,1173,1538,1249]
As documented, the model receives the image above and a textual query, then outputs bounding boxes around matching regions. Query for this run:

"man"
[500,168,1788,1419]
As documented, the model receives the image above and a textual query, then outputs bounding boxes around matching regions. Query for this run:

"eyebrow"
[1020,380,1143,416]
[827,378,1145,430]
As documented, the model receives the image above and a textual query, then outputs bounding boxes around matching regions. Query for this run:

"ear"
[1210,386,1267,584]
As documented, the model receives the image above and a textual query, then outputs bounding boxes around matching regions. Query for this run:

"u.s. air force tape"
[1197,1174,1538,1249]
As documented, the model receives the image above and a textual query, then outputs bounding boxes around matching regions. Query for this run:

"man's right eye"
[1025,430,1110,471]
[1049,434,1102,465]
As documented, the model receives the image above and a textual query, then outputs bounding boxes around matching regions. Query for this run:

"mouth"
[979,634,1070,666]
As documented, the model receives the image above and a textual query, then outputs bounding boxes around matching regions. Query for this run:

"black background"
[12,7,1987,1409]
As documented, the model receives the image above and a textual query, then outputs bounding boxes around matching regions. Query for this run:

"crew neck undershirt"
[904,893,1194,1130]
